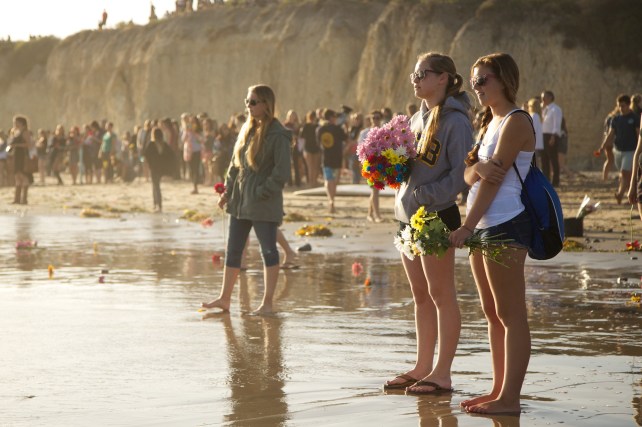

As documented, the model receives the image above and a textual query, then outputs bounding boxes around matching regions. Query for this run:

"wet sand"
[1,172,642,426]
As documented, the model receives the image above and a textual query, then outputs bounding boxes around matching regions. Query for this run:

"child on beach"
[384,52,473,395]
[449,52,535,415]
[202,84,291,314]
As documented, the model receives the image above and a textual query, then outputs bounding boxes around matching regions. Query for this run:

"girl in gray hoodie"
[384,52,473,395]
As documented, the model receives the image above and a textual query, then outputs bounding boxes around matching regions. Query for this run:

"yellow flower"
[410,206,426,230]
[382,148,401,165]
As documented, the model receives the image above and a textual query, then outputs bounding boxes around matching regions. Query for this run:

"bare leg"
[201,266,241,311]
[385,254,436,387]
[253,264,279,314]
[467,248,529,415]
[406,248,460,393]
[461,252,504,408]
[616,170,632,204]
[277,229,296,265]
[325,179,337,213]
[602,148,614,181]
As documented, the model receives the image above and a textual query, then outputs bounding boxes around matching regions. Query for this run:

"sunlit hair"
[527,98,541,116]
[233,84,276,171]
[305,110,316,123]
[415,52,466,156]
[465,52,520,166]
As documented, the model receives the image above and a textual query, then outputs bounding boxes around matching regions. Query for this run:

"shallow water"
[1,213,641,426]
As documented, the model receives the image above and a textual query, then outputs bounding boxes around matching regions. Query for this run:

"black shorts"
[473,210,531,249]
[399,203,461,232]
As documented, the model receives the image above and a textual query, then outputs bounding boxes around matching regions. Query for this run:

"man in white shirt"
[540,90,563,187]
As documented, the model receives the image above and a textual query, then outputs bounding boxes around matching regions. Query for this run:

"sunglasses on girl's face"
[470,74,497,87]
[409,69,442,83]
[244,98,262,107]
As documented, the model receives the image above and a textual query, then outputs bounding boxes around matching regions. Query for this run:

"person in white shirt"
[540,90,562,186]
[527,98,544,168]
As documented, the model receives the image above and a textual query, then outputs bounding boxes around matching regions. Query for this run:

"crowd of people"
[3,51,641,418]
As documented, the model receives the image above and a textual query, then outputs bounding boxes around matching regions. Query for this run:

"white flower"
[401,225,413,241]
[414,239,427,256]
[394,230,415,260]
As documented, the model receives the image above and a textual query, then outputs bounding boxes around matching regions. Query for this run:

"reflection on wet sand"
[205,274,288,425]
[1,214,641,425]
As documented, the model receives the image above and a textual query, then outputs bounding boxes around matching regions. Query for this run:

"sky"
[0,0,179,41]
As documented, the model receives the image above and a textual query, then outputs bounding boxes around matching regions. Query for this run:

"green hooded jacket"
[224,119,292,223]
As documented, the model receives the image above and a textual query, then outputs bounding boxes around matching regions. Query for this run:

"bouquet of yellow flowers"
[394,206,513,263]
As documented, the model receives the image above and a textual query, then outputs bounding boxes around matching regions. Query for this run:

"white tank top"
[466,110,534,229]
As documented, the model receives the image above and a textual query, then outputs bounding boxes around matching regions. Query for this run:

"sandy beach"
[1,171,641,426]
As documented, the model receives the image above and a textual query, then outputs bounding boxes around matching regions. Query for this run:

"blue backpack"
[513,158,565,260]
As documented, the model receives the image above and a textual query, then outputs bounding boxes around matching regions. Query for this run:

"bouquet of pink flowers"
[357,115,417,190]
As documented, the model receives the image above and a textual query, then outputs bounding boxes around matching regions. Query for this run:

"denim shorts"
[473,209,531,249]
[323,167,340,181]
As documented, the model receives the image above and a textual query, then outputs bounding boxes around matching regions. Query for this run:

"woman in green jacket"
[202,84,291,314]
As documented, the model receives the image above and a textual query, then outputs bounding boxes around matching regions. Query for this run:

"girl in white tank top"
[466,109,534,229]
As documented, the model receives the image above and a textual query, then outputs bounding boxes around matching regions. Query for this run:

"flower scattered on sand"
[364,277,372,287]
[626,240,641,251]
[576,195,600,219]
[201,218,214,228]
[593,149,601,158]
[352,262,363,277]
[295,225,332,237]
[16,240,38,250]
[48,264,54,279]
[181,209,209,223]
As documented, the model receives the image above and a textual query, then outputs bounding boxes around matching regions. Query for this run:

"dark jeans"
[541,133,559,186]
[151,171,162,208]
[226,216,279,268]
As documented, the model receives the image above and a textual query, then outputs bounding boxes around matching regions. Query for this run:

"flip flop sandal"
[383,374,419,390]
[405,380,453,395]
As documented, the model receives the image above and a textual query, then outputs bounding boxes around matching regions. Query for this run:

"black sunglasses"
[409,69,442,83]
[244,98,263,107]
[470,74,497,87]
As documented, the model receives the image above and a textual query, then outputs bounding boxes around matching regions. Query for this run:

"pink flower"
[201,218,214,228]
[352,262,364,277]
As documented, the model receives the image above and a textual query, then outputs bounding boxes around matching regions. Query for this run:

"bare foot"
[201,298,230,312]
[460,393,498,409]
[250,304,273,315]
[465,397,521,416]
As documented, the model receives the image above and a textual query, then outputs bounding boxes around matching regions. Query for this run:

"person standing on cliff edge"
[385,52,472,395]
[99,10,107,30]
[202,84,291,315]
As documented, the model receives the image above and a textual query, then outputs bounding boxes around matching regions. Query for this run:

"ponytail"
[465,107,493,166]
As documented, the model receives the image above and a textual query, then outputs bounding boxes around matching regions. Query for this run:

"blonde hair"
[416,52,465,156]
[233,84,276,171]
[527,98,541,116]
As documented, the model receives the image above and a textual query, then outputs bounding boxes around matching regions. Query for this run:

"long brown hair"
[465,52,520,166]
[233,84,276,171]
[416,52,465,156]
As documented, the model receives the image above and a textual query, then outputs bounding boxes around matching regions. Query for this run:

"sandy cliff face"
[0,0,639,169]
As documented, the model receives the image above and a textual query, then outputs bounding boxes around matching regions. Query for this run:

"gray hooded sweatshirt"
[394,94,474,223]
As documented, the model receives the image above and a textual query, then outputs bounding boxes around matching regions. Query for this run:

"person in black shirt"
[316,109,346,213]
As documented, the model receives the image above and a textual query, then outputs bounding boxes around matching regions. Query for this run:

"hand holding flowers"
[395,206,513,264]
